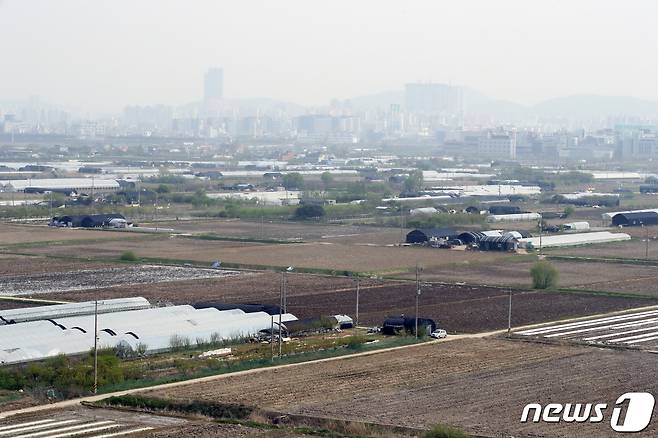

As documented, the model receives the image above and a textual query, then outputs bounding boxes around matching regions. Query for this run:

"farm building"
[518,231,630,249]
[488,205,521,215]
[285,315,354,334]
[602,208,658,222]
[382,316,436,336]
[50,213,127,228]
[409,207,439,216]
[0,304,299,364]
[477,235,518,251]
[406,228,459,244]
[0,178,120,193]
[488,212,541,223]
[611,211,658,227]
[640,185,658,194]
[563,221,590,231]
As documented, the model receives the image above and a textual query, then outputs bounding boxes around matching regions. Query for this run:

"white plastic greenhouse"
[518,231,631,249]
[0,305,298,364]
[0,297,151,324]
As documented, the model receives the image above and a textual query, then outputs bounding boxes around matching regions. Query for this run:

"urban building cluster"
[2,70,658,163]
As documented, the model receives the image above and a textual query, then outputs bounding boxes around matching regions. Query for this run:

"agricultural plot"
[29,274,658,333]
[0,264,240,296]
[405,259,658,294]
[142,218,404,244]
[0,223,134,246]
[0,407,186,436]
[147,338,658,437]
[550,237,658,260]
[16,236,512,274]
[516,307,658,350]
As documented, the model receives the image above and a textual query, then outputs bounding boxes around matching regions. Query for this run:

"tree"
[563,206,575,218]
[404,170,424,192]
[320,171,334,189]
[282,172,304,190]
[156,184,171,194]
[530,260,559,289]
[294,204,325,219]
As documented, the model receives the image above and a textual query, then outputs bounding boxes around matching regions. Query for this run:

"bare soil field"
[0,264,240,296]
[0,255,116,276]
[17,237,513,274]
[549,238,658,260]
[29,273,657,333]
[0,223,137,245]
[139,423,310,438]
[142,218,405,244]
[147,338,658,437]
[403,259,658,293]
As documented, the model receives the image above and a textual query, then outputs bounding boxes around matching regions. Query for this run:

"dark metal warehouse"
[611,211,658,227]
[405,228,459,244]
[51,214,126,228]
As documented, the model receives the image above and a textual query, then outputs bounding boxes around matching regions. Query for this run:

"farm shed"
[563,221,590,231]
[406,228,459,244]
[0,297,151,325]
[382,316,436,335]
[51,213,126,228]
[410,207,438,216]
[464,206,482,214]
[602,208,658,222]
[488,205,521,215]
[488,213,541,223]
[612,211,658,227]
[0,305,299,364]
[518,231,630,249]
[0,178,120,193]
[477,235,518,251]
[285,315,353,334]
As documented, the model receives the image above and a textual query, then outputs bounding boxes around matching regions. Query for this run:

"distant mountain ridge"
[345,89,658,120]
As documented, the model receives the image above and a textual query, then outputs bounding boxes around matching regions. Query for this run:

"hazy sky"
[1,0,658,112]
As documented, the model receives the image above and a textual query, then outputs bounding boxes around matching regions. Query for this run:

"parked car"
[430,329,447,339]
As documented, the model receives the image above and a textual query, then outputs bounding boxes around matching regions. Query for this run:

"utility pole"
[645,225,649,260]
[278,274,283,357]
[538,219,543,254]
[49,191,53,219]
[93,300,99,394]
[355,275,360,327]
[270,314,274,361]
[283,271,287,313]
[415,264,421,339]
[507,289,512,337]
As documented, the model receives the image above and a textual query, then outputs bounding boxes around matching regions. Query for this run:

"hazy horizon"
[2,0,658,112]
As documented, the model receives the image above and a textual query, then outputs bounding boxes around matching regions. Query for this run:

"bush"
[530,260,559,289]
[563,206,575,218]
[421,424,470,438]
[119,251,139,262]
[294,204,325,220]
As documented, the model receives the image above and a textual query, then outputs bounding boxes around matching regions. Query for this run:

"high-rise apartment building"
[204,68,224,102]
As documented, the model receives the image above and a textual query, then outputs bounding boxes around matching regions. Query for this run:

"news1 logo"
[521,392,655,433]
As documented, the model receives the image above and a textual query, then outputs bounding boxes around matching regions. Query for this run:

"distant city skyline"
[2,1,658,113]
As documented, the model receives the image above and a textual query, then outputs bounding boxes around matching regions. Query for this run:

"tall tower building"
[204,68,224,102]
